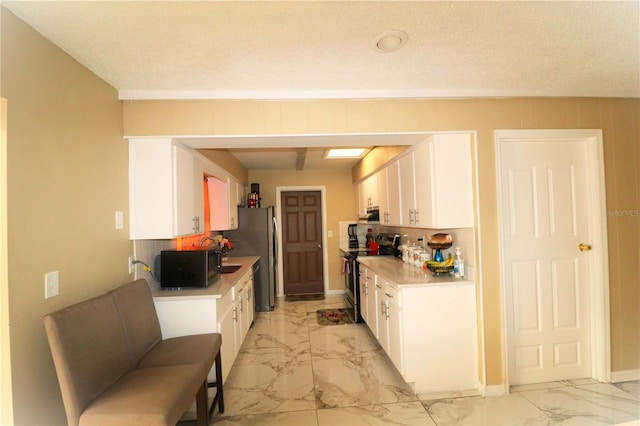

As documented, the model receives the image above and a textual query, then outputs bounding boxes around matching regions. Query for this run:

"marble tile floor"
[202,295,639,426]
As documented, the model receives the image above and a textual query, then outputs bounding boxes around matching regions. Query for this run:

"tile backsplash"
[338,221,476,268]
[133,239,177,289]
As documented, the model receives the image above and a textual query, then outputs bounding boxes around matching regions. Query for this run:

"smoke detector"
[372,30,408,53]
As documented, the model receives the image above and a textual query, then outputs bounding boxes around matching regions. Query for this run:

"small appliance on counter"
[348,223,359,248]
[160,246,222,289]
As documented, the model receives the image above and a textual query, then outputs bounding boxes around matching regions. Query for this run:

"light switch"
[45,271,59,299]
[115,211,124,230]
[327,230,333,238]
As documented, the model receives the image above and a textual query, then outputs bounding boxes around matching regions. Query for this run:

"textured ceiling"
[5,1,639,100]
[4,1,639,170]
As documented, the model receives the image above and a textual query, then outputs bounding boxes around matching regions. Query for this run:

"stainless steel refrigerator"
[224,207,277,312]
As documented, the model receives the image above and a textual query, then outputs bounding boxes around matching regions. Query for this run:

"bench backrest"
[43,293,132,426]
[110,279,162,367]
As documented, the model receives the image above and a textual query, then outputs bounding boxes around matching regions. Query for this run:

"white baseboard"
[611,369,640,383]
[326,289,345,296]
[478,383,506,397]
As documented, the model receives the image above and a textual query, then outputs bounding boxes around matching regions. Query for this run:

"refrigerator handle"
[272,216,278,261]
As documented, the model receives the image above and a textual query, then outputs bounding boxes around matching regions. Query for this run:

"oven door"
[343,255,361,322]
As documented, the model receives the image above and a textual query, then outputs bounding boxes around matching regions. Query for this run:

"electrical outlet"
[128,256,135,274]
[45,271,59,299]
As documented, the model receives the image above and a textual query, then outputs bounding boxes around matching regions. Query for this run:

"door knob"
[579,243,592,252]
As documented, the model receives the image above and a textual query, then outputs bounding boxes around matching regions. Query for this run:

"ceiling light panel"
[325,148,366,158]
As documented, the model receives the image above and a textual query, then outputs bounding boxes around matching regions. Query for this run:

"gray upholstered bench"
[43,279,224,426]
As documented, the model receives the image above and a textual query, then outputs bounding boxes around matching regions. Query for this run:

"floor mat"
[316,308,354,326]
[285,294,325,302]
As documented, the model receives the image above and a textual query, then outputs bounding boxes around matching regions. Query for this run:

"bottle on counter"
[454,247,465,278]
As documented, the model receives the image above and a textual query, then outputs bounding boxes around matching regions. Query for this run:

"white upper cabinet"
[385,161,401,225]
[359,173,379,215]
[129,138,204,239]
[398,153,417,226]
[208,176,239,231]
[397,133,474,229]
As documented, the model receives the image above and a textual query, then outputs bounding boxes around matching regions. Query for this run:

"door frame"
[495,129,611,389]
[275,186,328,297]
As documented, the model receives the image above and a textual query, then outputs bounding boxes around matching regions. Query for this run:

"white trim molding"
[611,369,640,383]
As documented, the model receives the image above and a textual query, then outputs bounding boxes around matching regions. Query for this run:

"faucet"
[199,237,215,247]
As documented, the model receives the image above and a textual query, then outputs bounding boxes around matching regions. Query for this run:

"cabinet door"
[431,134,474,228]
[376,168,388,223]
[367,274,380,338]
[398,153,417,226]
[245,273,255,326]
[413,134,474,228]
[217,295,236,384]
[362,174,378,210]
[359,266,369,324]
[208,176,232,231]
[413,141,434,227]
[227,177,239,230]
[234,286,245,353]
[385,285,403,374]
[173,143,204,236]
[376,277,388,347]
[129,138,204,239]
[385,161,401,225]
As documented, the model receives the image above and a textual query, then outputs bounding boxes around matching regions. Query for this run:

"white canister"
[419,251,431,268]
[412,249,424,266]
[401,245,409,262]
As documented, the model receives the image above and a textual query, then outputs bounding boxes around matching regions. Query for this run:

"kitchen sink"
[220,264,242,274]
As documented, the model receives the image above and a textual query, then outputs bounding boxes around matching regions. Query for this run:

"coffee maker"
[348,224,359,248]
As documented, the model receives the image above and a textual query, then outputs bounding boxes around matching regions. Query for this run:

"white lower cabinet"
[361,266,477,394]
[153,267,255,385]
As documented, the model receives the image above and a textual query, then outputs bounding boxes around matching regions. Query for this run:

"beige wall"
[1,9,130,425]
[197,149,249,183]
[248,168,359,293]
[123,97,640,387]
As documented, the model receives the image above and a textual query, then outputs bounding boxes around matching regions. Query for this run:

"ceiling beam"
[296,148,307,171]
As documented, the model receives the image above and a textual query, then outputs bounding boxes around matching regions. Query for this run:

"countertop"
[357,256,472,288]
[152,256,260,300]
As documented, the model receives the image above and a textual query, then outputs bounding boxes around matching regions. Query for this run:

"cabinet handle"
[385,292,393,298]
[232,306,237,321]
[381,300,386,316]
[375,284,382,289]
[414,210,420,224]
[409,209,414,224]
[239,298,243,313]
[364,285,368,296]
[192,216,200,233]
[385,301,390,319]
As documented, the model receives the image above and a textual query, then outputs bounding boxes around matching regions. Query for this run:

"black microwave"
[160,247,222,289]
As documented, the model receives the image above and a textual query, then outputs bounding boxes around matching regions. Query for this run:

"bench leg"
[196,379,209,426]
[207,350,224,416]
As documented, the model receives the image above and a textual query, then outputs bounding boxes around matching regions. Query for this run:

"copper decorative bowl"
[426,233,454,250]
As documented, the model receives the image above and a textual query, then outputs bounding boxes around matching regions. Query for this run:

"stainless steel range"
[342,233,399,322]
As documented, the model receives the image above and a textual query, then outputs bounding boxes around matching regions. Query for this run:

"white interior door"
[499,139,593,385]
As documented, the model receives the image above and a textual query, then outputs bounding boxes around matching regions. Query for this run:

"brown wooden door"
[281,191,324,295]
